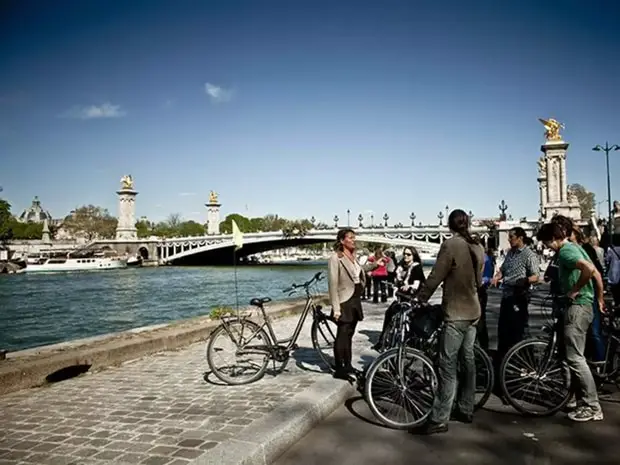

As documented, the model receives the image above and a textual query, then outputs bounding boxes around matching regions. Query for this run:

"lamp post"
[347,209,351,227]
[592,142,619,229]
[383,213,389,227]
[358,214,363,228]
[333,215,339,228]
[498,200,508,221]
[410,212,416,227]
[438,211,444,226]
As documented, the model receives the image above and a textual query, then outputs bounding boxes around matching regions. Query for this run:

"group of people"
[327,208,620,434]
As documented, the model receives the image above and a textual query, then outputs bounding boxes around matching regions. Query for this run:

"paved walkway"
[275,289,620,465]
[0,294,410,465]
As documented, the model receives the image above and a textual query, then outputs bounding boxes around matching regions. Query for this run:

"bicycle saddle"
[250,297,272,307]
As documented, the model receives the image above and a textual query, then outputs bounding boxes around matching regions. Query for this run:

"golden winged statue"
[120,174,134,190]
[209,190,219,204]
[538,118,564,141]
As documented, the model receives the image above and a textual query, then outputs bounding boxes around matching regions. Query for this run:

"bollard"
[0,349,7,361]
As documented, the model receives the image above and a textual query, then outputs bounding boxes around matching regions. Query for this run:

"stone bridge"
[151,226,493,265]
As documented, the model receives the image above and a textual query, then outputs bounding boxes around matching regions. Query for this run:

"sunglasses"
[403,253,412,256]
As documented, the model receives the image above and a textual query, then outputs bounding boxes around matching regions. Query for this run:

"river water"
[0,264,334,352]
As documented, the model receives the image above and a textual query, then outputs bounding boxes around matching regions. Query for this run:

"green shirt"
[557,242,594,305]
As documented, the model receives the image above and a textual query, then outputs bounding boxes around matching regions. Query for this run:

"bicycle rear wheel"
[365,347,437,429]
[206,319,270,385]
[311,315,337,372]
[500,338,571,416]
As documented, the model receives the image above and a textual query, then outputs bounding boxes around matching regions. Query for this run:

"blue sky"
[1,0,620,225]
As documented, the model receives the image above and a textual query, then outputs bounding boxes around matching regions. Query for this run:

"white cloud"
[178,192,196,197]
[204,82,233,103]
[60,102,126,119]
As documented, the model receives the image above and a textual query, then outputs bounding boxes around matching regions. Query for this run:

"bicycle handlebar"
[282,271,323,294]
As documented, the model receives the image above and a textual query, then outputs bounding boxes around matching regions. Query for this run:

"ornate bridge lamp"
[358,214,363,228]
[333,215,339,228]
[383,213,389,227]
[498,200,508,221]
[370,213,375,228]
[438,211,444,226]
[445,205,449,220]
[592,142,619,228]
[468,210,474,227]
[347,209,351,227]
[410,212,416,227]
[310,216,316,229]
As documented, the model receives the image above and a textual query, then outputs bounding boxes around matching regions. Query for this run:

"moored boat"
[23,255,127,273]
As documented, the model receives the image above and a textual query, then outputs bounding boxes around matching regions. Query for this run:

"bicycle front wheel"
[500,338,571,416]
[365,347,437,429]
[206,319,270,385]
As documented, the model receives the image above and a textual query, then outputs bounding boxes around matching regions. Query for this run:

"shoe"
[420,422,448,435]
[333,370,352,381]
[450,411,473,424]
[566,399,577,410]
[567,406,604,422]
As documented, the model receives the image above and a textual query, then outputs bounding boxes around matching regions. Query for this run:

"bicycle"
[364,293,438,429]
[498,296,618,416]
[206,271,337,385]
[375,290,494,411]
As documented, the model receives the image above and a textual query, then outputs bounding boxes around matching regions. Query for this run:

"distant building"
[17,196,56,224]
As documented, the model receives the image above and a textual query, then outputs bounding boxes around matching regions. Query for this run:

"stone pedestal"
[538,140,581,221]
[205,202,221,235]
[41,219,51,243]
[115,189,138,240]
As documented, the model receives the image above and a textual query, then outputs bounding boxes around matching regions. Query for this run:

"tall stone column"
[115,175,138,240]
[205,191,221,235]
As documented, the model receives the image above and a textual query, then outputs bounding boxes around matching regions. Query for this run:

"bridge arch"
[162,234,442,265]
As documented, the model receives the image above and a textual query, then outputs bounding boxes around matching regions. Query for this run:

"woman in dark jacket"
[372,246,426,351]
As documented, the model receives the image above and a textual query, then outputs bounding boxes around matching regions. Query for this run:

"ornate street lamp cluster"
[592,142,619,228]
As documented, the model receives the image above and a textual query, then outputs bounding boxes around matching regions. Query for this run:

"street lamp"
[347,209,351,227]
[592,142,619,229]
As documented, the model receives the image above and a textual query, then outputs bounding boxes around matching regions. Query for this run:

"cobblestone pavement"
[0,296,409,465]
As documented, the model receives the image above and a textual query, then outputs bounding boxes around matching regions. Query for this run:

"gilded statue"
[538,118,564,141]
[209,190,219,204]
[120,175,134,190]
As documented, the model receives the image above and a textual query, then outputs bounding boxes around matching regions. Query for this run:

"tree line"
[0,182,596,244]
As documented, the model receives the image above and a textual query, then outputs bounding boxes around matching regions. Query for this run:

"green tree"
[177,220,205,237]
[219,214,253,234]
[62,205,118,240]
[0,198,13,244]
[136,219,153,238]
[10,220,43,240]
[568,183,596,219]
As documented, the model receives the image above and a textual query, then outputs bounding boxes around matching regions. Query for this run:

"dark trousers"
[334,320,358,369]
[497,293,529,361]
[376,301,399,347]
[476,286,489,352]
[364,276,372,299]
[372,276,387,303]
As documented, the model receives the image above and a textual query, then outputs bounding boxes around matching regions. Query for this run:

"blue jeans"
[430,320,477,424]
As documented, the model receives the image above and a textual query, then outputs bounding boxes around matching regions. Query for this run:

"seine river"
[0,264,333,352]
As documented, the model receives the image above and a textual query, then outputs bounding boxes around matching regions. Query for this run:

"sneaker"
[568,406,604,422]
[566,399,577,410]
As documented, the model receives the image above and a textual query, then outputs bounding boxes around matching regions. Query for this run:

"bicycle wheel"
[473,345,494,410]
[206,319,270,385]
[365,347,437,429]
[500,338,571,416]
[311,316,337,372]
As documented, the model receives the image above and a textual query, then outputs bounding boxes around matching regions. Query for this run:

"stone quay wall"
[0,296,327,396]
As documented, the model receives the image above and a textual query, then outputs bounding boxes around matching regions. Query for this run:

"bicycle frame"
[218,285,324,356]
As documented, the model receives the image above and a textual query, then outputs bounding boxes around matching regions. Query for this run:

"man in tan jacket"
[413,209,484,434]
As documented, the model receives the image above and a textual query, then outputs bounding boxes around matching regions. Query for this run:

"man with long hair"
[412,209,484,434]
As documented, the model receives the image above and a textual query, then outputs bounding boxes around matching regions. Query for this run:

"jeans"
[564,303,601,412]
[430,320,477,424]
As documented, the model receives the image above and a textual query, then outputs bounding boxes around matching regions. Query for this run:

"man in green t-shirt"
[536,222,605,422]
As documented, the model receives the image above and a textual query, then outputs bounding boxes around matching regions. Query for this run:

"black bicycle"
[376,291,494,410]
[206,272,337,384]
[500,298,620,416]
[364,295,437,429]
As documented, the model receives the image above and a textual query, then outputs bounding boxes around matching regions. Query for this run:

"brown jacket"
[417,234,484,321]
